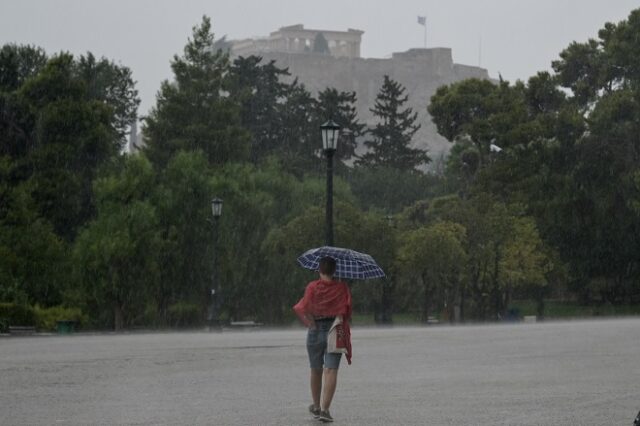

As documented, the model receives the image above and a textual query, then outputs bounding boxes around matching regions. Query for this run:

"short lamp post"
[209,197,223,330]
[321,120,341,246]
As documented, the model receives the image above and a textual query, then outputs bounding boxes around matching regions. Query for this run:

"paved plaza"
[1,318,640,425]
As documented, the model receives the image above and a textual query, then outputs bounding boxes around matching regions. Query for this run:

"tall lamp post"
[209,197,223,330]
[321,120,341,246]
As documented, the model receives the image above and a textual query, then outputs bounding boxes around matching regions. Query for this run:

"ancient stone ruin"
[229,25,491,164]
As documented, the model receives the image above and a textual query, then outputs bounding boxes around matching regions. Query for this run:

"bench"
[229,321,264,329]
[8,326,36,336]
[56,320,77,334]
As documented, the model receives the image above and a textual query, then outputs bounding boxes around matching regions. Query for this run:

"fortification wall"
[238,47,490,161]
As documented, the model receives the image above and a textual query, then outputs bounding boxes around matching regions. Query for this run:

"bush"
[167,302,202,328]
[141,304,162,328]
[33,305,85,331]
[0,303,35,332]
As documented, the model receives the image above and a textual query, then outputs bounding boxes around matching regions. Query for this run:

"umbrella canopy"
[297,246,385,280]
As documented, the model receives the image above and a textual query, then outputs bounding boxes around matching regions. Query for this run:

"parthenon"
[231,24,363,58]
[226,25,490,161]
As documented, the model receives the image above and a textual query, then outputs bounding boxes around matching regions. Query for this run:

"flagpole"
[424,16,427,48]
[418,15,427,48]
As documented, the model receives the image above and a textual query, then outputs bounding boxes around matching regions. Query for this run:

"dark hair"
[319,256,336,276]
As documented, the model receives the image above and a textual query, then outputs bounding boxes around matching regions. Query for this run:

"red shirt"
[293,279,353,364]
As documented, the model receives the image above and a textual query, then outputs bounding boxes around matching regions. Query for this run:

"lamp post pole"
[210,197,223,330]
[325,149,335,246]
[321,121,341,247]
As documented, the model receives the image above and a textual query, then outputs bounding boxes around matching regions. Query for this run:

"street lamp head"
[321,120,341,152]
[211,197,223,218]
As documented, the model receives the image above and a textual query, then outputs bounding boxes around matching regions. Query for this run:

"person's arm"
[293,282,316,328]
[305,313,317,330]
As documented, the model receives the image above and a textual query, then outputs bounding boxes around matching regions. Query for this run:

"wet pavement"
[1,318,639,425]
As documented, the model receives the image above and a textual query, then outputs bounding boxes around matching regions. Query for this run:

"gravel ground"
[1,318,639,425]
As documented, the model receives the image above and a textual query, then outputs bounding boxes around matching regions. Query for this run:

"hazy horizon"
[1,1,638,116]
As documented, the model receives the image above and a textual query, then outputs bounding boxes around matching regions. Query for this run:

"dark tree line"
[3,10,640,330]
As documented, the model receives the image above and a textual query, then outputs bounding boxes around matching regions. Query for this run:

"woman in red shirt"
[293,257,352,423]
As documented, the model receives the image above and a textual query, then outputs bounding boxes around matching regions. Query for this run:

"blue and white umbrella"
[297,246,385,280]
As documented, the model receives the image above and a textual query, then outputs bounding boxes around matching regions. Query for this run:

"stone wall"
[232,24,363,59]
[238,47,489,162]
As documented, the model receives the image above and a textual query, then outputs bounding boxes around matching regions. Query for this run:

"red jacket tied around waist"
[293,279,353,364]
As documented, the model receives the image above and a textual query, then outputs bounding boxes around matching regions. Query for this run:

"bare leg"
[321,368,338,411]
[310,368,322,408]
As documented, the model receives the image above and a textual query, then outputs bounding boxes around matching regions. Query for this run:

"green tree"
[552,39,604,108]
[418,195,554,320]
[12,54,120,240]
[215,162,356,322]
[347,165,442,213]
[358,75,429,169]
[273,80,319,176]
[144,16,250,167]
[0,159,68,305]
[0,45,140,242]
[429,78,534,165]
[74,155,160,330]
[75,52,140,143]
[228,55,290,163]
[498,216,551,316]
[1,45,138,157]
[541,9,640,302]
[0,44,140,311]
[314,88,365,170]
[396,221,467,323]
[152,150,215,323]
[0,44,47,92]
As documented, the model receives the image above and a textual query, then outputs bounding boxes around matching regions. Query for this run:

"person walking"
[293,256,352,423]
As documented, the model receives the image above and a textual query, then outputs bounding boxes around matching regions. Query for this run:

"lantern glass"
[321,120,341,151]
[211,197,223,217]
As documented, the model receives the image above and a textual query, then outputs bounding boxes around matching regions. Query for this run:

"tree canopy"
[4,10,640,329]
[357,75,430,170]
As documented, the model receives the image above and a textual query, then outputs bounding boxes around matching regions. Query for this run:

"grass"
[509,300,640,319]
[351,312,422,326]
[351,301,640,326]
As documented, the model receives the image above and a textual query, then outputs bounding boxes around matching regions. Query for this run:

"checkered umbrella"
[297,246,385,280]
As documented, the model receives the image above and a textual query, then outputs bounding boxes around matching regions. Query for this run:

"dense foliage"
[2,10,640,329]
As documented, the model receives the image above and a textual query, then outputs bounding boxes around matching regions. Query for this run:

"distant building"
[229,25,491,161]
[231,24,363,58]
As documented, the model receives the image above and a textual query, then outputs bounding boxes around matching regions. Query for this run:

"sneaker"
[318,410,334,423]
[308,404,320,419]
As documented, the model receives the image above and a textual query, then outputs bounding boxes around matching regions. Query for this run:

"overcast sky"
[1,1,638,116]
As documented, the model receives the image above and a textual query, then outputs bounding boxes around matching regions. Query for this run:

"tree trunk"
[381,279,393,324]
[491,245,502,319]
[536,287,545,321]
[459,285,466,323]
[422,273,430,324]
[114,304,124,331]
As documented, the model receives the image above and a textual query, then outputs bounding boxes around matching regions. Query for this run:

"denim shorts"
[306,318,342,370]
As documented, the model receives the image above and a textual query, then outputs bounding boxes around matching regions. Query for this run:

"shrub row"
[0,303,85,332]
